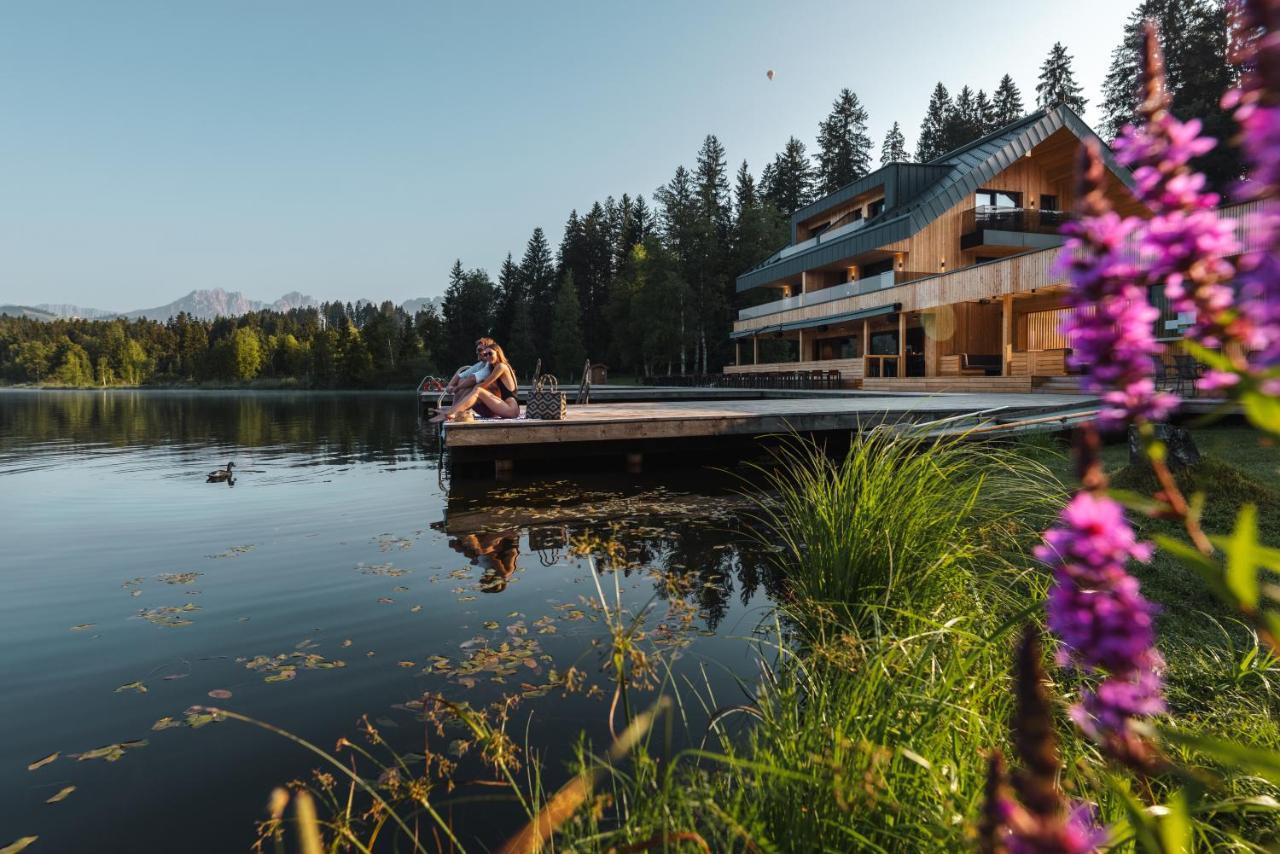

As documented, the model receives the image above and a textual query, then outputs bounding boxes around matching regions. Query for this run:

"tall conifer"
[815,88,873,193]
[1035,42,1087,114]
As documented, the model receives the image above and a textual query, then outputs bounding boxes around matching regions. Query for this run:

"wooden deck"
[437,392,1102,476]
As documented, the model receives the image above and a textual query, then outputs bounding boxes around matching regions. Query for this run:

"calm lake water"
[0,390,779,852]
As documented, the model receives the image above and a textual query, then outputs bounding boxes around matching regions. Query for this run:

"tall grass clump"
[745,429,1064,626]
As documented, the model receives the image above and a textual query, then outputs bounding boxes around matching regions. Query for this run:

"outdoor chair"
[1174,355,1201,397]
[1151,356,1176,395]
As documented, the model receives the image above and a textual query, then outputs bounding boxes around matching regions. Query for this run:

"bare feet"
[428,412,449,424]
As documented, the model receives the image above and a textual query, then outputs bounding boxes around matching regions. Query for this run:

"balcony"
[738,270,929,321]
[960,207,1069,251]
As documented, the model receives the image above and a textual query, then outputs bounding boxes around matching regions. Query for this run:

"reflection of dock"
[441,392,1104,477]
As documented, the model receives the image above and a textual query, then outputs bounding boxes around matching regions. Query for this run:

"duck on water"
[206,461,235,483]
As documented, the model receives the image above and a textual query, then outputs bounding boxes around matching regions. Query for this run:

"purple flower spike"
[1058,144,1176,427]
[1038,490,1165,760]
[1225,1,1280,379]
[1114,24,1239,359]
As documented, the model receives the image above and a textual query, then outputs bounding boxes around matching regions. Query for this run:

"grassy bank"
[253,425,1280,851]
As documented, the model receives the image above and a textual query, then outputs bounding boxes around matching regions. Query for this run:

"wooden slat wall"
[733,246,1065,334]
[1025,308,1071,350]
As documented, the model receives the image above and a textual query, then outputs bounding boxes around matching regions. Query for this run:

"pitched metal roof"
[736,104,1132,293]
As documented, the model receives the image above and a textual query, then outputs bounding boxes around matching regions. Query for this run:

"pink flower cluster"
[1037,491,1165,754]
[1113,102,1239,351]
[1224,0,1280,387]
[999,803,1108,854]
[1058,146,1177,427]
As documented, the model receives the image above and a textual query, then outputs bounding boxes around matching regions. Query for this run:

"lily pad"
[151,716,181,731]
[114,681,147,694]
[0,837,38,854]
[72,739,148,762]
[207,689,232,700]
[27,753,58,771]
[156,572,201,585]
[45,786,75,804]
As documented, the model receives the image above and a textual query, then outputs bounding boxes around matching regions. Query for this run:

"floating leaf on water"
[357,562,409,577]
[482,621,499,630]
[161,673,188,681]
[264,668,297,683]
[0,837,38,854]
[377,597,393,605]
[374,716,399,728]
[207,689,232,700]
[397,661,415,668]
[206,544,254,559]
[340,639,352,647]
[448,739,468,758]
[184,708,225,728]
[131,590,142,597]
[69,624,95,632]
[458,595,476,602]
[72,740,148,762]
[45,785,75,804]
[457,677,476,689]
[294,638,318,650]
[156,572,201,585]
[151,716,180,731]
[409,605,422,613]
[237,616,250,622]
[137,604,200,628]
[393,586,409,592]
[115,681,147,694]
[27,753,58,771]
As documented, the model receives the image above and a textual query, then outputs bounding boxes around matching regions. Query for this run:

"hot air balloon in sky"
[766,69,775,81]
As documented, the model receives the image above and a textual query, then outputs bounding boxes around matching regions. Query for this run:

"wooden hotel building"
[729,104,1155,392]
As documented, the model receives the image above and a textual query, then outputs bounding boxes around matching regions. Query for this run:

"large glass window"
[975,189,1022,208]
[867,198,886,218]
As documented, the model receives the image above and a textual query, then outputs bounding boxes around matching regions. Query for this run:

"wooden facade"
[728,110,1264,388]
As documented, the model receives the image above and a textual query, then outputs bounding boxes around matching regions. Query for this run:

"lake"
[0,390,779,851]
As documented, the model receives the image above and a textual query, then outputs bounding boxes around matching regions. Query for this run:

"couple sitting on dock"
[429,337,520,423]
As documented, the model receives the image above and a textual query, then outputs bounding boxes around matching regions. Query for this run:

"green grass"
[253,425,1280,852]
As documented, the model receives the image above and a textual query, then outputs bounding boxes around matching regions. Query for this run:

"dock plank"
[442,393,1099,449]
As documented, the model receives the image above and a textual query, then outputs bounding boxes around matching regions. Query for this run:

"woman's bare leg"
[430,386,505,422]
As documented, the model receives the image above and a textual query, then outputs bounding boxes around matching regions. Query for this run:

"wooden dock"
[437,391,1103,476]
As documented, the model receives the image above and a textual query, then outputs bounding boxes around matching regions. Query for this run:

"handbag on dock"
[525,372,567,420]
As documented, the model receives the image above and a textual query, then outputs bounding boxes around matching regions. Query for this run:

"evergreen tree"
[991,74,1025,127]
[1036,41,1087,115]
[549,271,586,378]
[494,252,520,345]
[880,122,907,165]
[941,85,985,151]
[915,82,953,161]
[518,227,556,346]
[695,135,732,235]
[1100,0,1238,188]
[505,297,537,378]
[760,137,814,215]
[815,88,873,193]
[974,89,996,133]
[440,261,496,368]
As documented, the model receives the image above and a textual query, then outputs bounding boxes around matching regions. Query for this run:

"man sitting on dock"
[443,337,497,395]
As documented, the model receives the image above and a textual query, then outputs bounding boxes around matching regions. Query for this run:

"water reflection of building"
[449,530,520,592]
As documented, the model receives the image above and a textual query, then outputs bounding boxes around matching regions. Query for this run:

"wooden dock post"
[625,452,643,473]
[494,458,514,479]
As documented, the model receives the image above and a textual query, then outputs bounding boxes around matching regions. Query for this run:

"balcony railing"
[960,207,1069,249]
[737,270,930,321]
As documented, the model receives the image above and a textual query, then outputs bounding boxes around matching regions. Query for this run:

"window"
[974,189,1021,209]
[1040,194,1060,211]
[867,199,886,218]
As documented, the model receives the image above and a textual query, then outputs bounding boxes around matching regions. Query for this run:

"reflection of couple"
[450,530,520,592]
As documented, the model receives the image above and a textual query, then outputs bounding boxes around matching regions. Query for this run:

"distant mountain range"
[1,289,444,322]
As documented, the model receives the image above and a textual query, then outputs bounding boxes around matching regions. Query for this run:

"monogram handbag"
[525,372,567,420]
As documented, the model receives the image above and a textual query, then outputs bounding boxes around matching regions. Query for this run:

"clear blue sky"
[0,0,1137,311]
